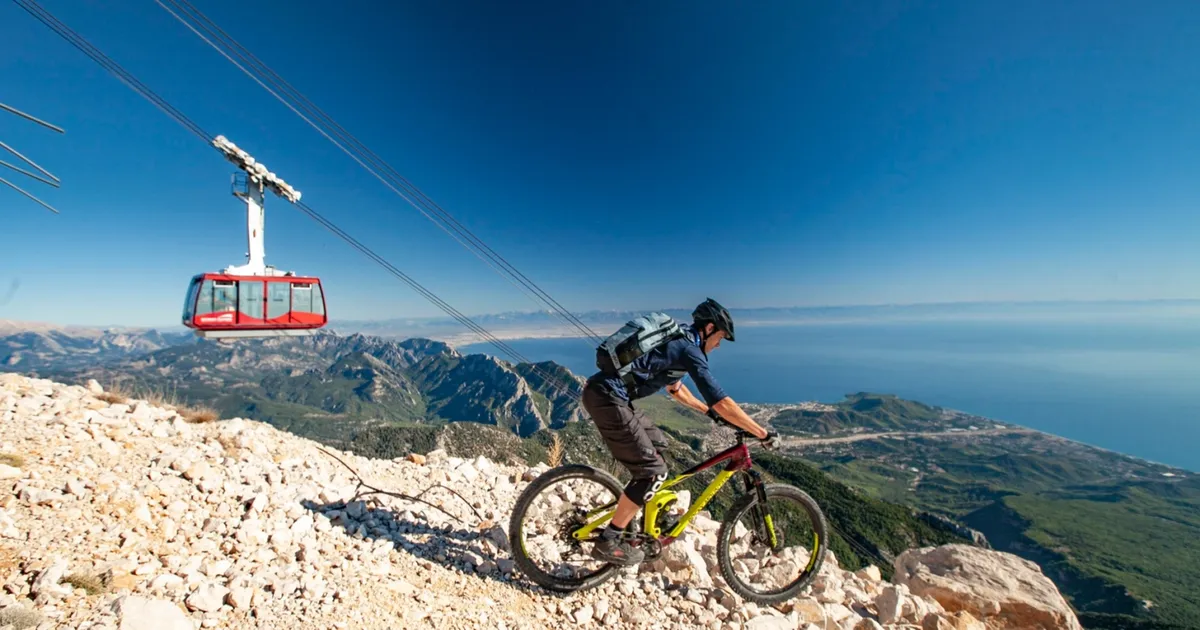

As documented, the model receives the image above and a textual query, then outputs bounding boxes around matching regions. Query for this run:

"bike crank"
[639,536,663,562]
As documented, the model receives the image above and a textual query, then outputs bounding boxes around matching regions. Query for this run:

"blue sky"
[3,0,1200,328]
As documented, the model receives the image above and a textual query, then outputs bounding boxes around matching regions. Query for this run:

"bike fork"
[742,470,781,551]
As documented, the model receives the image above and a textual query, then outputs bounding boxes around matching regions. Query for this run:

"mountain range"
[0,322,195,371]
[14,331,585,441]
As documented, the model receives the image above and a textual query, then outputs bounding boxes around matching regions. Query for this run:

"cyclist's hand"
[759,430,780,450]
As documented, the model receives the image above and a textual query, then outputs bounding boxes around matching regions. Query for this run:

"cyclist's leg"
[582,384,666,564]
[632,403,669,456]
[584,389,668,500]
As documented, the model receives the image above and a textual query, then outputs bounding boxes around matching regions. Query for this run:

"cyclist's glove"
[759,430,781,450]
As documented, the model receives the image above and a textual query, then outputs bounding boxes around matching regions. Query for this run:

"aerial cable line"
[0,174,59,214]
[8,1,212,141]
[11,0,582,403]
[294,196,583,401]
[0,101,65,133]
[0,98,65,213]
[154,0,602,345]
[153,0,552,322]
[0,139,59,184]
[152,0,604,346]
[159,0,605,348]
[157,0,671,403]
[11,0,578,402]
[0,159,60,188]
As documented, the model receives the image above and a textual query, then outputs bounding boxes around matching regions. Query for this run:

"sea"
[463,316,1200,472]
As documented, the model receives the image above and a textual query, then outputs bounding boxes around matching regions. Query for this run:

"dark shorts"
[582,379,669,481]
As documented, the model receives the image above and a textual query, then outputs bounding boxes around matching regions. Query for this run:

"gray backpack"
[595,312,684,387]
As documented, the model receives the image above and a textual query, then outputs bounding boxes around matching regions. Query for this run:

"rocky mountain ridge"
[0,373,1083,629]
[29,332,583,439]
[0,327,195,371]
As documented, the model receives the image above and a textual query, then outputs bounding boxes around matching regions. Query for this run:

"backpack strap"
[620,368,638,391]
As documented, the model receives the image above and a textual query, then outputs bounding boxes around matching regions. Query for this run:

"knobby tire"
[715,483,829,605]
[508,464,626,593]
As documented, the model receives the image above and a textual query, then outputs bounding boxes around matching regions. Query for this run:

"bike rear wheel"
[716,483,829,604]
[508,464,627,593]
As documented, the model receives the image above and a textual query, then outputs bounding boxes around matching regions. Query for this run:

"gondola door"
[266,281,291,325]
[238,280,265,327]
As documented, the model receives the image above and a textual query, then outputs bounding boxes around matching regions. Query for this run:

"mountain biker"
[582,297,779,565]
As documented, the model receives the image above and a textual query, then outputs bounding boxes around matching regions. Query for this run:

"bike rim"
[514,471,623,586]
[722,491,824,597]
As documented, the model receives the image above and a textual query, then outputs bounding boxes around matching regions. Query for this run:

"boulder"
[894,544,1082,630]
[110,596,193,630]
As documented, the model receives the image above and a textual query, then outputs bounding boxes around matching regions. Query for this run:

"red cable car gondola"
[182,136,328,340]
[181,272,327,338]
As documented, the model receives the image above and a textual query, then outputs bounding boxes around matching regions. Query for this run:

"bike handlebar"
[708,408,779,448]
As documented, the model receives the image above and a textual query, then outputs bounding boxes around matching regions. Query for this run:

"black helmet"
[692,297,735,342]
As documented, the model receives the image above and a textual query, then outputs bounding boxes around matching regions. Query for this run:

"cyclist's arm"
[711,397,769,439]
[682,346,770,440]
[666,381,709,415]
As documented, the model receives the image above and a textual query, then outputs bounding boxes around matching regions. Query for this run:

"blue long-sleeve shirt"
[597,323,729,406]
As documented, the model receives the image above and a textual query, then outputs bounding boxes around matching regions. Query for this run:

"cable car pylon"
[180,135,328,341]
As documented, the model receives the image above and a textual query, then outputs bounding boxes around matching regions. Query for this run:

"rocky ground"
[0,373,1081,629]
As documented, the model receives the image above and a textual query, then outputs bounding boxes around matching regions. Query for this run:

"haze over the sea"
[456,300,1200,472]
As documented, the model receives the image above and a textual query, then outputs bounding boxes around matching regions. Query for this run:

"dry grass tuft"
[95,391,127,405]
[63,572,106,595]
[181,405,219,424]
[95,379,187,412]
[0,453,24,468]
[105,381,222,425]
[94,378,134,404]
[547,432,564,467]
[138,383,181,410]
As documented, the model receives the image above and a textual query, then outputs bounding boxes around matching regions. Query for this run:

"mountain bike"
[508,418,830,605]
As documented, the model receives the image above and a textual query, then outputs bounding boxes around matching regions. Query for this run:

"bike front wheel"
[716,483,829,605]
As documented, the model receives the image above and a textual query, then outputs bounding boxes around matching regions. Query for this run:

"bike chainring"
[639,535,663,562]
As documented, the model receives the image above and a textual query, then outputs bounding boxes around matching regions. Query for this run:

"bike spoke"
[516,475,618,581]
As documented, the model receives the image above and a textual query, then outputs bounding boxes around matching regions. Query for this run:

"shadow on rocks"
[300,497,571,599]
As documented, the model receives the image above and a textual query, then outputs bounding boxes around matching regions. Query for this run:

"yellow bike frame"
[571,434,761,545]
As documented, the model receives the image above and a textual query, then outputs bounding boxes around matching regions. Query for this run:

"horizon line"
[4,296,1200,332]
[337,296,1200,323]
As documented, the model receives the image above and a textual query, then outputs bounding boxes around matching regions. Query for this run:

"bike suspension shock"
[744,470,782,551]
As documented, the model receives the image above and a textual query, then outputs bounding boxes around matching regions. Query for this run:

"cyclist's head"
[692,297,735,353]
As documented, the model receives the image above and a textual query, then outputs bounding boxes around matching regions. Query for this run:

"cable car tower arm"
[0,99,64,213]
[211,135,301,277]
